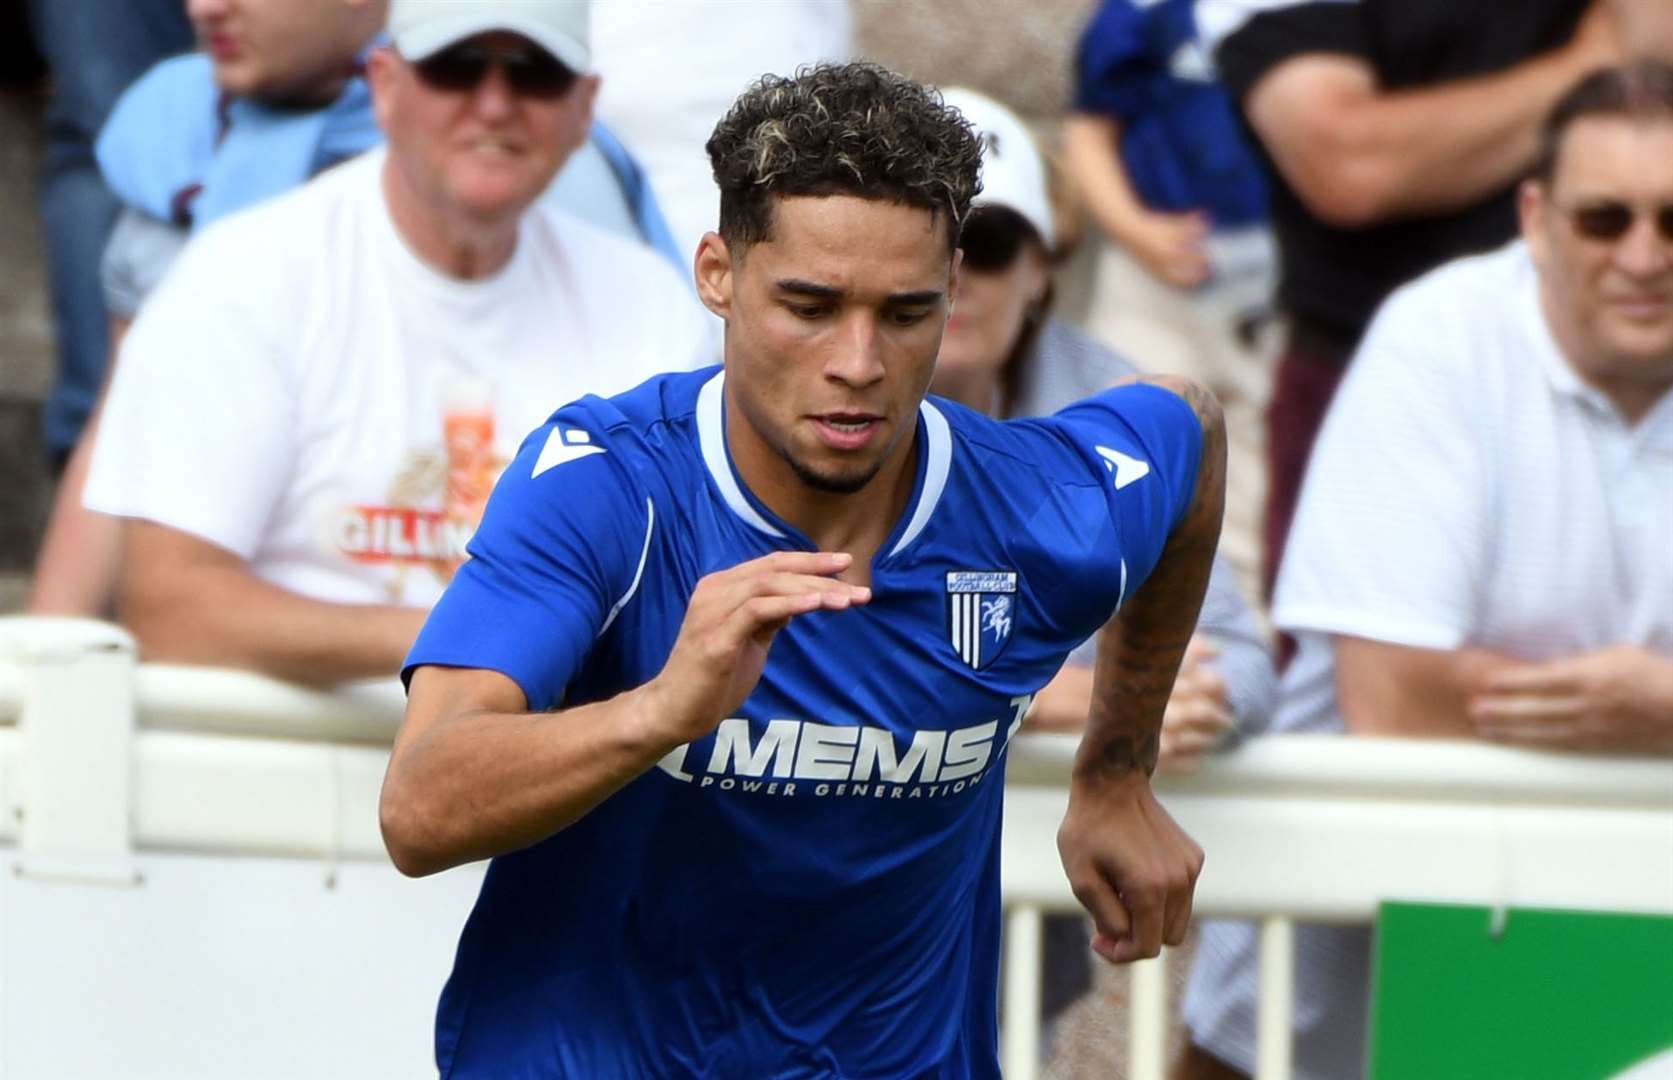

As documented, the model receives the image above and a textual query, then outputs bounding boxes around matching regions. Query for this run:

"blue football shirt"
[405,367,1202,1078]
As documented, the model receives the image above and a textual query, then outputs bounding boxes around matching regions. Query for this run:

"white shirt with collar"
[1182,239,1673,1080]
[1276,239,1673,736]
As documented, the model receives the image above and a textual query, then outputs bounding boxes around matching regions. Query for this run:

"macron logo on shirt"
[1095,445,1150,489]
[532,427,605,478]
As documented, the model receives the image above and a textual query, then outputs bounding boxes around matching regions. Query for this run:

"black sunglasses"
[413,42,577,100]
[1562,200,1673,242]
[959,206,1043,272]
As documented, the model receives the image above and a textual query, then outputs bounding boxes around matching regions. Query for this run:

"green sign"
[1370,902,1673,1079]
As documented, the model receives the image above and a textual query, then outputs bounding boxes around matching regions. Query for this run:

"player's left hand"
[1468,646,1673,754]
[1056,771,1203,964]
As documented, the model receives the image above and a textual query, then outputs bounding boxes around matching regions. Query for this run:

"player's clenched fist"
[642,551,871,745]
[1057,772,1204,964]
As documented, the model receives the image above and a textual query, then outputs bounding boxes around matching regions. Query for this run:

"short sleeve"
[404,408,654,711]
[84,217,299,559]
[1071,0,1149,116]
[1062,550,1276,738]
[1048,383,1203,599]
[1198,0,1371,103]
[100,207,189,320]
[1273,282,1487,650]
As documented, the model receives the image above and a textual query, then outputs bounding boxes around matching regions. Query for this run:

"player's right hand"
[641,551,870,746]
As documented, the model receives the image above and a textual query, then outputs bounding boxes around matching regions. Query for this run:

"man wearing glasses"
[84,0,712,687]
[1178,61,1673,1080]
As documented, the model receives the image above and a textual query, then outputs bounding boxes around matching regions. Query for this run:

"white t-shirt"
[591,0,854,263]
[101,139,652,323]
[87,149,716,611]
[1184,241,1673,1079]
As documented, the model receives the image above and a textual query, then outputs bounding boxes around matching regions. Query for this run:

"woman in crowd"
[934,86,1276,1051]
[935,87,1273,761]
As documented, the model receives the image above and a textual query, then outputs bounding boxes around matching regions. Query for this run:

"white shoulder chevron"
[532,426,605,478]
[1094,445,1151,490]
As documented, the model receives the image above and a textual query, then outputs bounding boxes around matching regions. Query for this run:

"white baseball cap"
[388,0,591,71]
[940,86,1055,252]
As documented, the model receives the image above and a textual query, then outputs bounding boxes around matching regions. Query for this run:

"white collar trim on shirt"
[1521,284,1611,412]
[695,370,953,550]
[1512,247,1669,429]
[698,372,784,538]
[886,401,950,557]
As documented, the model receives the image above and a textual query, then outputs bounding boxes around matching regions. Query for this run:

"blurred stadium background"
[0,0,1102,619]
[0,2,1147,1074]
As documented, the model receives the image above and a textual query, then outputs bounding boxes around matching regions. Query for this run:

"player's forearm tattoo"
[1079,376,1227,781]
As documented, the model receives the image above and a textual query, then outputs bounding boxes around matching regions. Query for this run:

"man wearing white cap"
[85,0,712,687]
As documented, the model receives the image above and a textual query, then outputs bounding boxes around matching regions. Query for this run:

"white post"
[1001,903,1042,1080]
[1130,956,1171,1080]
[1128,949,1168,1080]
[1,617,140,884]
[1255,916,1294,1080]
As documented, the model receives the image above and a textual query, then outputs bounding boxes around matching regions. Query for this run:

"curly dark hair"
[706,62,984,253]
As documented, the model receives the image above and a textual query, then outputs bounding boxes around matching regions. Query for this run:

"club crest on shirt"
[946,570,1018,671]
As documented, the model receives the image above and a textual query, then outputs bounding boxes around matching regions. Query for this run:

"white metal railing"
[3,616,1671,1079]
[999,734,1673,1080]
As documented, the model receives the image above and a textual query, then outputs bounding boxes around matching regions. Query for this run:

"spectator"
[94,0,389,313]
[28,0,386,617]
[935,86,1277,1045]
[1177,61,1673,1080]
[26,0,192,469]
[97,0,673,297]
[934,86,1274,768]
[591,0,854,262]
[1197,0,1621,603]
[81,0,713,688]
[30,0,689,618]
[1063,0,1275,598]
